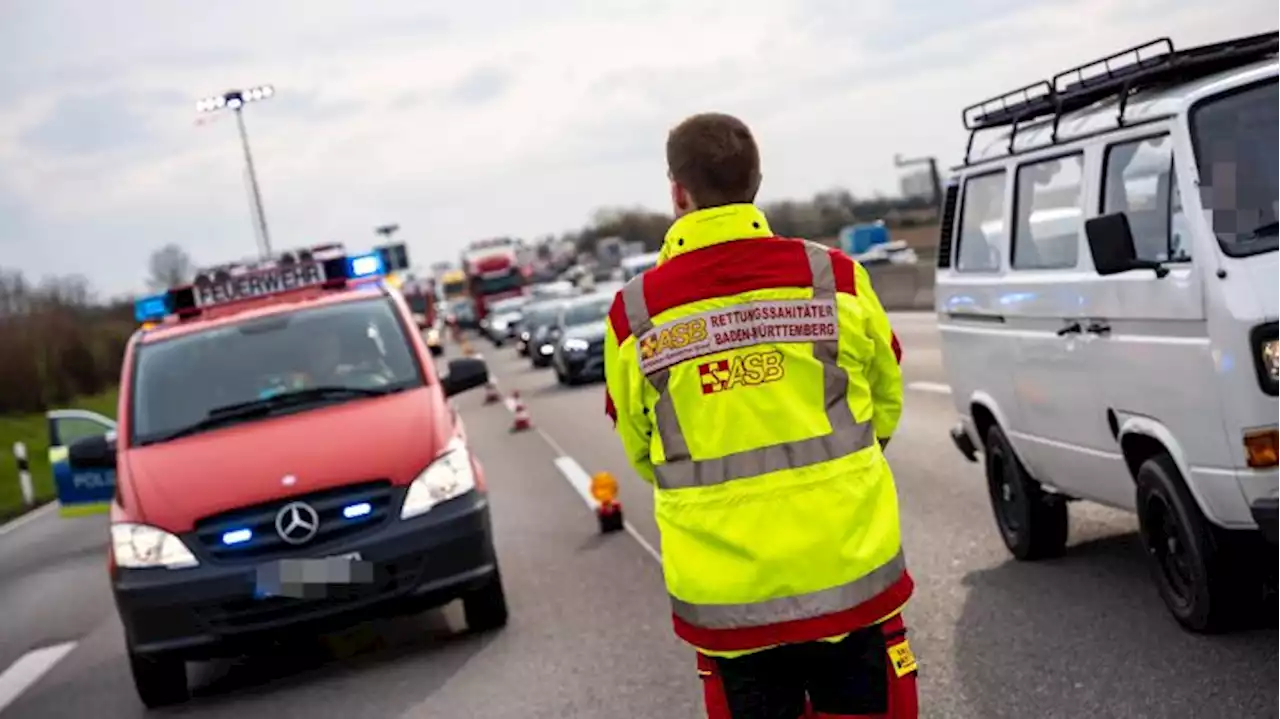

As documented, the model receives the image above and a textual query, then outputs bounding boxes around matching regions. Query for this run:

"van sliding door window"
[1102,135,1190,263]
[955,171,1006,272]
[1012,154,1084,270]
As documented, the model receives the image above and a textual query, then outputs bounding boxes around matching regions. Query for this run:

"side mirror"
[1085,213,1169,278]
[441,357,488,397]
[68,433,116,470]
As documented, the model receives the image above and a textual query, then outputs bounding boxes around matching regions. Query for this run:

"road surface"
[0,312,1274,718]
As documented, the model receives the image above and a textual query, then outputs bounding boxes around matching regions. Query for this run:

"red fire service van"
[63,244,506,708]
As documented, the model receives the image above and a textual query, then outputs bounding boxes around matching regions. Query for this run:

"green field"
[0,389,119,522]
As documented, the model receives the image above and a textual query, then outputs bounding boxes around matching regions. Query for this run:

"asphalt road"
[0,311,1275,718]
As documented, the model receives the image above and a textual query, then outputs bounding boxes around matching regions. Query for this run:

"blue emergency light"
[221,528,253,546]
[347,252,384,279]
[342,501,373,519]
[134,293,170,323]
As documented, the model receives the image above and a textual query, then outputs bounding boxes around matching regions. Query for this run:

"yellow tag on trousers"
[887,641,918,677]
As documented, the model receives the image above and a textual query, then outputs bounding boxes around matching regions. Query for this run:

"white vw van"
[935,32,1278,632]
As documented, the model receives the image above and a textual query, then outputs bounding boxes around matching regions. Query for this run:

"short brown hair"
[666,112,761,207]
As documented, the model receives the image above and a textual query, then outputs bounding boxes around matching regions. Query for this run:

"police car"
[60,245,506,708]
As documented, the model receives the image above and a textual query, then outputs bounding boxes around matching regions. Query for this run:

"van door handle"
[1085,322,1111,336]
[1056,322,1082,337]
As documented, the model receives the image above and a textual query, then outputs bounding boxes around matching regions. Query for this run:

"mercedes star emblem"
[275,501,320,545]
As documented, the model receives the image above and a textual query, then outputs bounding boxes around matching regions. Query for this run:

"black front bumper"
[114,492,497,660]
[1251,497,1278,545]
[558,350,605,380]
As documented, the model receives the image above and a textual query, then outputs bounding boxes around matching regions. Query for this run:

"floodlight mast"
[197,85,276,258]
[893,153,943,213]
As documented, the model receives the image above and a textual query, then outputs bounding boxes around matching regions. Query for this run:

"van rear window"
[955,171,1006,273]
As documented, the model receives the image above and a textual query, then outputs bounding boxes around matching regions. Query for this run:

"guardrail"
[864,254,936,311]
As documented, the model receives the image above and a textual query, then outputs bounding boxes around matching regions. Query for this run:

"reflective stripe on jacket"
[603,203,910,654]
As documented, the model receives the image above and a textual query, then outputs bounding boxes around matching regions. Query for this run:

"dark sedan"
[551,293,612,384]
[524,299,569,367]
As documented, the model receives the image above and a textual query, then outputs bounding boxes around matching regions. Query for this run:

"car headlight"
[401,437,477,520]
[563,338,589,352]
[539,343,555,355]
[426,328,441,344]
[110,523,199,569]
[520,331,531,342]
[1252,323,1279,396]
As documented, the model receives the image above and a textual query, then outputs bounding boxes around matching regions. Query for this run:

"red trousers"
[698,615,918,719]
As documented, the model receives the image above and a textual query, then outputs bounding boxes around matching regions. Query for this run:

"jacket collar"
[658,204,773,264]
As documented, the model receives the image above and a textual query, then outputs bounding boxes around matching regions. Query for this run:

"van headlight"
[401,437,476,519]
[563,338,589,352]
[111,523,199,569]
[1252,323,1278,396]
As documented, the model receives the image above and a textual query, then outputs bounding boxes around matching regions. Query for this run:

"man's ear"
[671,180,693,214]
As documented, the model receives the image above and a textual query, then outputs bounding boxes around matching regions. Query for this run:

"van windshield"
[1190,78,1278,258]
[131,298,423,445]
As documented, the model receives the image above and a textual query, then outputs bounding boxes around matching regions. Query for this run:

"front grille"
[194,556,423,633]
[193,480,394,563]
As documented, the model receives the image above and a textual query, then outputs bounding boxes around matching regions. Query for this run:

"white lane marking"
[552,456,600,510]
[0,642,77,712]
[0,502,57,538]
[907,381,952,395]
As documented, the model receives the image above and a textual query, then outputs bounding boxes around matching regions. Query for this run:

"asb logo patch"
[698,350,785,394]
[640,318,708,360]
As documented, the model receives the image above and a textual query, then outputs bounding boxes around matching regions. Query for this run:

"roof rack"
[961,31,1279,164]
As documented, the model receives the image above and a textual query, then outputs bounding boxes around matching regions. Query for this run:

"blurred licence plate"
[255,552,373,599]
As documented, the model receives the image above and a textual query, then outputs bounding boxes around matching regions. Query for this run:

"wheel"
[555,367,570,385]
[128,649,189,708]
[1135,454,1260,633]
[462,571,509,632]
[984,424,1068,560]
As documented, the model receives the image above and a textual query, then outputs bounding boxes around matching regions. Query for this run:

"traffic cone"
[483,378,501,405]
[509,391,532,432]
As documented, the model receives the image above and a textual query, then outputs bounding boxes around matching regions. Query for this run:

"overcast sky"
[0,0,1274,297]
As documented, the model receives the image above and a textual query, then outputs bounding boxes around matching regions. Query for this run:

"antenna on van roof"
[960,31,1279,165]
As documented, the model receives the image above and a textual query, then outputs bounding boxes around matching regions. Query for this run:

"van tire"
[128,649,189,708]
[984,424,1069,560]
[463,570,509,633]
[1134,454,1253,633]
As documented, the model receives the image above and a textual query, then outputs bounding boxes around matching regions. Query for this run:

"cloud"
[448,67,514,106]
[19,89,183,158]
[0,0,1274,296]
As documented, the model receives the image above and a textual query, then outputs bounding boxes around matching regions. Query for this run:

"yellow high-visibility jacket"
[603,203,910,656]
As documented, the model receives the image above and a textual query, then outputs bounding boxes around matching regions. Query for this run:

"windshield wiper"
[144,386,398,444]
[209,385,397,417]
[1243,221,1279,240]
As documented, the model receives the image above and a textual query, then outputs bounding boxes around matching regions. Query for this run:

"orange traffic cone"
[483,378,501,405]
[510,391,532,432]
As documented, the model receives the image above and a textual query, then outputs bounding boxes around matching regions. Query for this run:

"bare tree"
[147,244,194,290]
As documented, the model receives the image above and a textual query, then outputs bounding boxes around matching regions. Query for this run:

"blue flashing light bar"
[222,528,253,545]
[348,252,384,279]
[134,293,170,323]
[342,502,373,519]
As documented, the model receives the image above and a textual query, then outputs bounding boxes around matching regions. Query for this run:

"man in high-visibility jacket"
[603,112,916,718]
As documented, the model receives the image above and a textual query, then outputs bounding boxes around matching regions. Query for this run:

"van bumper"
[950,423,979,463]
[1250,497,1278,545]
[113,492,497,661]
